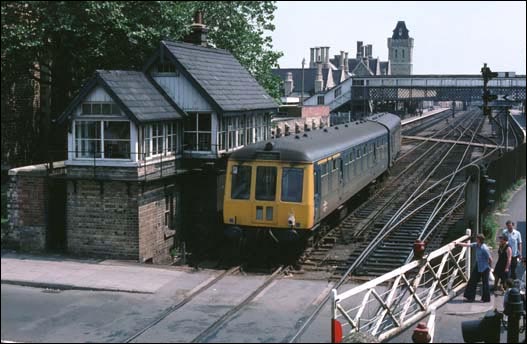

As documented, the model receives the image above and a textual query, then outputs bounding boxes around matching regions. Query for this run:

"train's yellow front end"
[223,159,314,240]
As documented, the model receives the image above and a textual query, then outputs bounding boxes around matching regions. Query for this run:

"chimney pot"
[194,10,203,25]
[366,44,373,58]
[284,72,294,96]
[185,11,208,46]
[356,41,363,59]
[324,47,330,67]
[315,62,323,93]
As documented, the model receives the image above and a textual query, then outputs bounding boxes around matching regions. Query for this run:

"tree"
[1,1,282,166]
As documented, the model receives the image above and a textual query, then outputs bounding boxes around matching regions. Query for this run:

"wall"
[4,164,48,251]
[153,74,213,112]
[388,38,414,75]
[138,180,180,264]
[66,179,139,259]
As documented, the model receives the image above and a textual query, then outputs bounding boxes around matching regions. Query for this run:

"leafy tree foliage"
[1,1,282,165]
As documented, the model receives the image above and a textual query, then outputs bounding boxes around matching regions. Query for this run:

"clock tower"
[388,21,414,75]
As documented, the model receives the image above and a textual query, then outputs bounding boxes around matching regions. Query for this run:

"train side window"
[314,170,319,195]
[256,166,277,201]
[320,162,328,176]
[332,159,337,171]
[281,168,304,202]
[231,165,252,200]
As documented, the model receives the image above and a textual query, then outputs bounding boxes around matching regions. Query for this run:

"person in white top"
[502,220,523,280]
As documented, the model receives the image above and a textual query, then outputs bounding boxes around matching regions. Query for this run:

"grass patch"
[497,179,525,212]
[482,178,525,245]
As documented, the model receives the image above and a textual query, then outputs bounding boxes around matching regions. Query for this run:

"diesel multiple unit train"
[223,113,401,240]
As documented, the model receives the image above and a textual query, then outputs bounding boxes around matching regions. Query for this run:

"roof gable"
[57,70,186,124]
[153,40,278,114]
[352,61,373,76]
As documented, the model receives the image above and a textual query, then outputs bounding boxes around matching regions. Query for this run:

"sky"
[270,1,526,74]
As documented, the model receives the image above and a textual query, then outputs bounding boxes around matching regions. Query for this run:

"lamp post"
[301,58,305,107]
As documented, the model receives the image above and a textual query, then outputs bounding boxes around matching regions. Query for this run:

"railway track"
[297,108,498,279]
[123,265,287,343]
[287,107,512,342]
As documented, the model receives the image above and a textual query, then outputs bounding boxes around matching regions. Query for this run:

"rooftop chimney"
[356,41,363,59]
[184,11,208,46]
[320,48,326,68]
[310,48,315,68]
[324,47,330,68]
[344,52,349,73]
[339,51,347,83]
[314,62,323,93]
[366,44,373,58]
[315,47,321,63]
[284,72,294,96]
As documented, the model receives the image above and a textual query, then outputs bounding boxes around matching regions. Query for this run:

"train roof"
[230,113,400,163]
[368,112,401,131]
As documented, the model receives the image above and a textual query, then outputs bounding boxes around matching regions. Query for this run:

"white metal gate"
[331,229,472,342]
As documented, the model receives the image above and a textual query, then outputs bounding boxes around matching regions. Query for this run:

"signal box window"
[281,168,304,203]
[231,165,252,200]
[256,166,276,201]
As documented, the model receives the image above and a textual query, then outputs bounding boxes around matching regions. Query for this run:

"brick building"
[5,14,278,263]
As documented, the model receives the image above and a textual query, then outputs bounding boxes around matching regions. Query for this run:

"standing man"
[456,234,493,302]
[502,220,523,280]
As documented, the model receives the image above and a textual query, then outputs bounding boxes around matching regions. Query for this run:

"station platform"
[401,108,450,126]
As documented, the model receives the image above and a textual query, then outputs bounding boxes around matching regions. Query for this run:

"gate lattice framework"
[332,230,472,342]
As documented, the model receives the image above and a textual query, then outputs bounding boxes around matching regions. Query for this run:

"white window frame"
[141,121,181,160]
[73,119,131,160]
[184,112,212,152]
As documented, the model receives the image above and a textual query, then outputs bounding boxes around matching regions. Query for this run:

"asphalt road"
[1,277,334,343]
[1,284,169,343]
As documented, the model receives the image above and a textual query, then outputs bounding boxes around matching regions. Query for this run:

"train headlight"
[288,214,296,227]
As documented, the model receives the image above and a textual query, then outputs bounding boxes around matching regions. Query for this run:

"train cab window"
[231,165,252,199]
[256,166,277,201]
[281,168,304,202]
